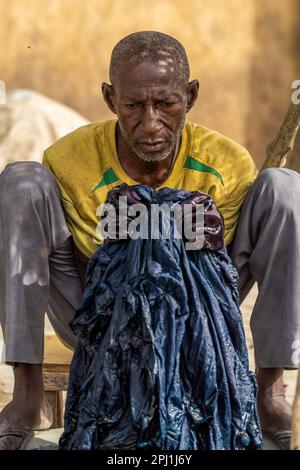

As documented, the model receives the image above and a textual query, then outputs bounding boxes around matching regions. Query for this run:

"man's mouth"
[137,140,168,152]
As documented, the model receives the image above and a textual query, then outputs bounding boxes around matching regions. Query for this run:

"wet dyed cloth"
[59,185,262,450]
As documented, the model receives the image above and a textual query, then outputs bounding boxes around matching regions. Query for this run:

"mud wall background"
[1,0,299,169]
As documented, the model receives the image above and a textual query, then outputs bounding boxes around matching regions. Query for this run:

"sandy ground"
[0,284,298,439]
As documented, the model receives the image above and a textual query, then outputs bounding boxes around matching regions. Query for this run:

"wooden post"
[43,334,74,430]
[43,364,70,429]
[260,102,300,171]
[45,391,65,429]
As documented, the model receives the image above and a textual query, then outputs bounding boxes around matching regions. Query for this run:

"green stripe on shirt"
[92,167,119,191]
[184,156,224,186]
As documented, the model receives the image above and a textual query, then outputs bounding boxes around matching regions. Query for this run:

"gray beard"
[117,116,185,163]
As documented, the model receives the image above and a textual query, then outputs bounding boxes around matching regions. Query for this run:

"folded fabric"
[59,185,262,450]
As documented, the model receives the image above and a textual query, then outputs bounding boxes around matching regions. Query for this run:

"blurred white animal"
[0,89,88,170]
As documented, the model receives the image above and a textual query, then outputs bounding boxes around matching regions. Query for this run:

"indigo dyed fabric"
[59,185,262,450]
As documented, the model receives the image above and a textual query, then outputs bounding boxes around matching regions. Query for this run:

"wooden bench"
[43,335,73,429]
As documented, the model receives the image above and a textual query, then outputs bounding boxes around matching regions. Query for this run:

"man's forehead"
[116,59,182,91]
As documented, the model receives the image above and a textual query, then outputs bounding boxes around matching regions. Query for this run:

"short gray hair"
[109,31,190,87]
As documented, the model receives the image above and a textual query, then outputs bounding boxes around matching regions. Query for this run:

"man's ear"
[186,80,199,113]
[102,83,117,114]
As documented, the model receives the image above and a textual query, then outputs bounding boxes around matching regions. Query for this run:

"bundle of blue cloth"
[59,185,263,450]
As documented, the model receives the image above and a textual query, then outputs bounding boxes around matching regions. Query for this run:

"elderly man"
[0,31,299,450]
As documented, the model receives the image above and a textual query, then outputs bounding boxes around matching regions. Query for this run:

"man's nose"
[140,105,163,135]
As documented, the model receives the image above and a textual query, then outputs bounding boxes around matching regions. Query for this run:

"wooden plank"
[43,371,69,391]
[43,363,70,373]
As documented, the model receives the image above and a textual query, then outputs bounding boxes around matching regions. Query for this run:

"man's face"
[111,58,189,162]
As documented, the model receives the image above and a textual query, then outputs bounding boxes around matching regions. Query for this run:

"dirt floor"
[0,284,297,423]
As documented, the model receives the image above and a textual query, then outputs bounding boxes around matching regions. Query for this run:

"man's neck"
[116,124,180,188]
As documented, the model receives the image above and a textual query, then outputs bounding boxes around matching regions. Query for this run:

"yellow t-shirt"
[43,119,257,258]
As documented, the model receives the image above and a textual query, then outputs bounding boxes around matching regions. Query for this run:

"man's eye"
[126,103,140,109]
[159,102,175,108]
